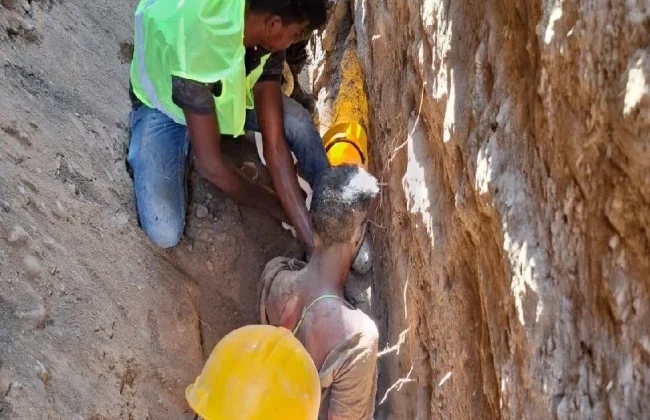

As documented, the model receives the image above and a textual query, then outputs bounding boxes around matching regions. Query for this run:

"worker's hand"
[184,109,288,219]
[253,80,315,253]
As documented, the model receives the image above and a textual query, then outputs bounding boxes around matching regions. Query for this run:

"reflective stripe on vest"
[134,0,177,122]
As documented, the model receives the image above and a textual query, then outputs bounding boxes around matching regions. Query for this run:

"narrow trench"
[304,1,500,418]
[304,3,415,417]
[1,0,644,417]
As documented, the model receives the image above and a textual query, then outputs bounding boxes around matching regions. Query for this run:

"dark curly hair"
[310,165,379,246]
[248,0,328,30]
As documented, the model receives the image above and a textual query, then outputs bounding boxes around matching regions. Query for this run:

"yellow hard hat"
[322,122,368,169]
[186,325,321,420]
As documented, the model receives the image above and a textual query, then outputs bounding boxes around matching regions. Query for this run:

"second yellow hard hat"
[186,324,321,420]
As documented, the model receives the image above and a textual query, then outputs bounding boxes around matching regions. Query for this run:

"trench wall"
[311,0,650,418]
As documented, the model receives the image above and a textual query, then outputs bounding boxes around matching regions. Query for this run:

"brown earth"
[0,0,303,418]
[2,0,650,419]
[309,0,649,418]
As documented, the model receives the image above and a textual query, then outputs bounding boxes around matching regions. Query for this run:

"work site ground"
[2,0,649,418]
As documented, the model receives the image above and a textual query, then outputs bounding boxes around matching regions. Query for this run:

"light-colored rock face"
[313,0,649,418]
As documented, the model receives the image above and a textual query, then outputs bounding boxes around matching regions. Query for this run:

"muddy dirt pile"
[310,0,649,418]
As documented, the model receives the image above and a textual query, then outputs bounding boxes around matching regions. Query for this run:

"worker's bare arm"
[183,110,288,223]
[253,80,314,251]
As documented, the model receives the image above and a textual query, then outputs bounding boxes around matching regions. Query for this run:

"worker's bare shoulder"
[262,257,304,327]
[346,307,379,350]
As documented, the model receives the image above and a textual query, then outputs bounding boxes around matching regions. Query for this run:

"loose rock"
[66,183,78,196]
[36,361,49,384]
[24,255,44,278]
[195,204,209,219]
[51,200,68,219]
[16,303,47,328]
[7,225,31,245]
[42,237,57,250]
[241,161,259,181]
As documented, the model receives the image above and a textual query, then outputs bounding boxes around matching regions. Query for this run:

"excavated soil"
[310,0,649,419]
[0,1,303,418]
[2,0,649,419]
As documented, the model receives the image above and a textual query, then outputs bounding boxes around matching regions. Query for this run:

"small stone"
[9,153,24,165]
[16,303,46,328]
[42,237,57,250]
[23,255,43,278]
[206,261,214,271]
[36,361,49,384]
[17,185,26,195]
[195,204,209,219]
[186,243,194,252]
[1,200,10,212]
[7,225,31,245]
[51,200,67,219]
[241,161,259,181]
[18,130,30,143]
[609,235,620,250]
[66,183,78,195]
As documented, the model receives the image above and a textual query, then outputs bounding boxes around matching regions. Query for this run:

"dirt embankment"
[310,0,649,418]
[0,0,302,418]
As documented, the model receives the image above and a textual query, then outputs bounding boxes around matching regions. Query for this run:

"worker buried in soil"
[126,0,379,418]
[187,165,380,420]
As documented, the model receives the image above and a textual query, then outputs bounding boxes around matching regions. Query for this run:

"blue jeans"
[127,97,329,248]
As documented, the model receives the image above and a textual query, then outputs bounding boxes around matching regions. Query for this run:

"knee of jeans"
[142,217,184,249]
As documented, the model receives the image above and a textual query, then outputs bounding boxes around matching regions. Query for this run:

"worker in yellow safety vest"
[126,0,330,251]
